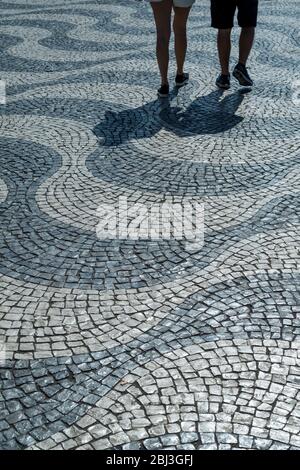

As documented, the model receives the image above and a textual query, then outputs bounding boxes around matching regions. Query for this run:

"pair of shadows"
[93,87,252,145]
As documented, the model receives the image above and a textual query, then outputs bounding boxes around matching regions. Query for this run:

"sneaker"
[157,84,169,98]
[175,72,189,87]
[216,74,231,90]
[233,63,253,87]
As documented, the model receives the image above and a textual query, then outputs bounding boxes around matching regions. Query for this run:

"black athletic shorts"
[211,0,258,29]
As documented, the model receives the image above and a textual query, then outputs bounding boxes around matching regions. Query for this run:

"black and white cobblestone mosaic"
[0,0,299,451]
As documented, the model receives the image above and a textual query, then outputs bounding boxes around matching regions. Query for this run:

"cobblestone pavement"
[0,0,300,451]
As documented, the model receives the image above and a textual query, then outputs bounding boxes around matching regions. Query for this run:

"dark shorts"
[211,0,258,29]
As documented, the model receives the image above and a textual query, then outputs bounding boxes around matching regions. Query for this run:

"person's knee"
[157,28,171,44]
[218,28,232,36]
[173,19,187,37]
[241,26,255,35]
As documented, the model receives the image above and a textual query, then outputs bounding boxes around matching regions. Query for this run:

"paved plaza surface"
[0,0,300,451]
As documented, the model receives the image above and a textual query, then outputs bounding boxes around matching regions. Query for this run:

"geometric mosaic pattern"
[0,0,299,450]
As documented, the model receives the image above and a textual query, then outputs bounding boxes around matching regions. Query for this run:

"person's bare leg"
[151,0,173,86]
[173,6,191,76]
[239,26,255,65]
[217,28,232,75]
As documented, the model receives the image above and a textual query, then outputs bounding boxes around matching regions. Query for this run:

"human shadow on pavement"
[159,88,250,136]
[93,88,250,146]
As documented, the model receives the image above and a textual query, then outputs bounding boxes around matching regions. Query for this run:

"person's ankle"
[238,61,246,68]
[221,71,230,76]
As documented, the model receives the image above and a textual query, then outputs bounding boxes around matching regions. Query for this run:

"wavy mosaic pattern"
[0,0,299,451]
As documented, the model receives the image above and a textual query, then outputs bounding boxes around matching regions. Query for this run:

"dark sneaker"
[216,74,231,90]
[233,63,253,87]
[157,84,169,98]
[175,72,189,87]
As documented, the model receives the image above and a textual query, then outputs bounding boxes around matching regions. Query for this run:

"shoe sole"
[216,82,230,90]
[233,69,253,87]
[175,78,189,87]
